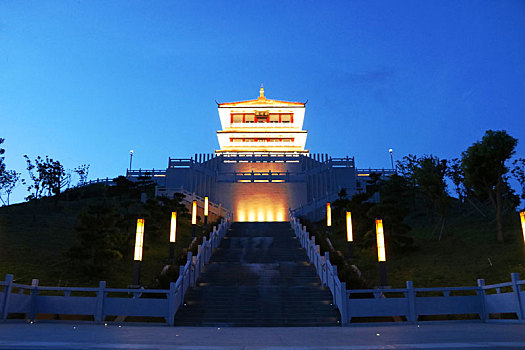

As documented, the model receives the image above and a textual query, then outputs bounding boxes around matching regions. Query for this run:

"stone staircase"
[174,222,340,326]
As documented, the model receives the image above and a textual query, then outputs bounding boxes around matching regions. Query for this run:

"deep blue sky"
[1,1,525,203]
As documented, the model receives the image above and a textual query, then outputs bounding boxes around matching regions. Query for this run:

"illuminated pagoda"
[216,86,308,155]
[127,87,394,222]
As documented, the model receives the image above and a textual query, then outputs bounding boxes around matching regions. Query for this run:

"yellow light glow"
[257,210,265,222]
[134,219,145,261]
[267,209,274,222]
[204,197,209,216]
[248,210,256,222]
[326,202,331,227]
[276,210,285,222]
[192,200,197,225]
[170,212,177,243]
[346,211,353,242]
[376,219,386,262]
[521,211,525,243]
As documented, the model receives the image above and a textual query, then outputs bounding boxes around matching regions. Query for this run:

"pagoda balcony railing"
[356,168,396,175]
[221,153,303,163]
[218,171,304,183]
[126,169,167,177]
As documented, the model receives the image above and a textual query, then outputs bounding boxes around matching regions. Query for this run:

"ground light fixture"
[326,202,332,236]
[376,218,387,287]
[204,196,209,225]
[169,212,177,264]
[346,211,354,259]
[521,211,525,245]
[192,200,197,238]
[326,202,331,226]
[133,218,145,286]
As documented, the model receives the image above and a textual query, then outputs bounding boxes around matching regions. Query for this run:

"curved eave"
[217,130,308,134]
[218,99,305,108]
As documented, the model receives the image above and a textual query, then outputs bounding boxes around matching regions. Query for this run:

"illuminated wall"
[216,182,306,222]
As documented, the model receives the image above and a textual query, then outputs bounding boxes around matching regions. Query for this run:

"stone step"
[174,222,340,326]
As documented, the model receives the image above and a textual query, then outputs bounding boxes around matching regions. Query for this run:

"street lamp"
[346,211,354,259]
[326,202,332,235]
[129,150,134,171]
[169,212,177,264]
[192,200,197,238]
[376,218,387,287]
[204,196,209,225]
[520,211,525,246]
[133,218,145,286]
[389,148,394,171]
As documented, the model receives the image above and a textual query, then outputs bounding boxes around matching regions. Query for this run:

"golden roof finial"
[259,84,265,99]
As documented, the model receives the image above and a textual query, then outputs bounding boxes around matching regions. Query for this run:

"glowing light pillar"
[169,212,177,264]
[133,218,145,286]
[326,202,332,236]
[376,219,387,287]
[204,196,209,225]
[521,211,525,248]
[346,211,354,260]
[192,200,197,238]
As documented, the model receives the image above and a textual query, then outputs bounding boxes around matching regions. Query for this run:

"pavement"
[1,322,525,349]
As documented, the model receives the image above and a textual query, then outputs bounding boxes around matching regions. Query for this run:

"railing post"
[179,265,185,304]
[477,278,487,322]
[167,282,176,326]
[406,281,416,323]
[202,237,208,263]
[187,252,195,287]
[95,281,106,322]
[340,282,348,326]
[29,279,39,321]
[332,265,338,304]
[1,274,13,320]
[323,252,330,286]
[511,273,523,321]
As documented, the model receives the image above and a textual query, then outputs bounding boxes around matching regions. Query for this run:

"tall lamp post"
[346,211,354,260]
[192,200,197,238]
[376,218,387,287]
[169,212,177,265]
[133,218,145,286]
[204,196,209,225]
[389,148,394,171]
[129,150,134,171]
[520,211,525,248]
[326,202,332,236]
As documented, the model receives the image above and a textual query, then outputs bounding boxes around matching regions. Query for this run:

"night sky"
[1,1,524,203]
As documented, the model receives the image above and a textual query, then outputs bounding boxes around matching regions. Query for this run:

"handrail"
[289,209,348,325]
[0,212,233,326]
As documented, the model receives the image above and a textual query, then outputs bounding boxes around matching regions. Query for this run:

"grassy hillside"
[0,185,207,288]
[1,186,523,289]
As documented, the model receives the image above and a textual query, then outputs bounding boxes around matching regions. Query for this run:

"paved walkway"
[0,322,525,349]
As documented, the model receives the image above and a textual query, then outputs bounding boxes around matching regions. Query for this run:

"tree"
[0,138,5,176]
[24,155,71,199]
[413,155,449,237]
[0,138,24,206]
[461,130,518,242]
[67,204,125,277]
[0,170,23,206]
[74,164,90,186]
[446,158,465,202]
[511,158,525,204]
[396,154,419,208]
